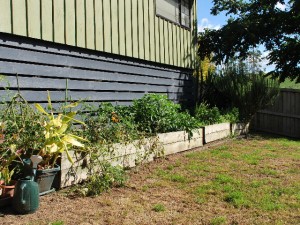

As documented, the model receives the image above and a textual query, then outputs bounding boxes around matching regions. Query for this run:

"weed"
[224,190,249,208]
[170,174,188,183]
[84,164,127,196]
[210,216,226,225]
[152,203,166,212]
[50,221,64,225]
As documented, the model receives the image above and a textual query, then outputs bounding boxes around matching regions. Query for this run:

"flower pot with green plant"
[33,92,87,194]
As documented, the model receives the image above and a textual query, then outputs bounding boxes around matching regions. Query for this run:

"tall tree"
[198,0,300,82]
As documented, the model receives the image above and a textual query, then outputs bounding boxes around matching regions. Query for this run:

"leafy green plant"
[0,166,15,185]
[194,102,223,125]
[84,164,127,196]
[35,91,87,167]
[152,203,166,212]
[133,94,199,135]
[203,63,280,123]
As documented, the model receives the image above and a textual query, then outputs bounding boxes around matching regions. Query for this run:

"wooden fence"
[252,89,300,138]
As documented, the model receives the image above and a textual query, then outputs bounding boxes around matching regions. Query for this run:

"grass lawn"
[1,133,300,225]
[280,79,300,89]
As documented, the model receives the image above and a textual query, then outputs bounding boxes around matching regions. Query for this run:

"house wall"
[0,33,194,105]
[0,0,197,69]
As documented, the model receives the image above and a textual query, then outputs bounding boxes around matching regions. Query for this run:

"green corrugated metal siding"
[0,0,197,69]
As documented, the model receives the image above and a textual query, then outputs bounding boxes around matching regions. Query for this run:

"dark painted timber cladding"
[0,34,194,105]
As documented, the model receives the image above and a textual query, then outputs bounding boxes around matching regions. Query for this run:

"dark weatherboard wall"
[0,33,194,105]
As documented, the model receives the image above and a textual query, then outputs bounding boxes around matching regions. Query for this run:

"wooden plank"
[187,29,191,68]
[118,0,126,55]
[143,0,150,61]
[94,0,104,51]
[148,0,155,61]
[103,0,111,52]
[172,25,177,67]
[164,20,169,65]
[177,26,182,67]
[53,0,65,44]
[65,0,76,46]
[111,0,119,54]
[0,0,12,33]
[76,0,86,48]
[27,0,41,39]
[168,22,173,65]
[124,0,132,57]
[159,18,165,64]
[12,0,27,36]
[154,15,160,63]
[0,90,146,102]
[41,0,53,41]
[138,0,144,59]
[0,46,188,79]
[0,60,191,85]
[131,0,139,58]
[85,0,95,50]
[3,76,187,93]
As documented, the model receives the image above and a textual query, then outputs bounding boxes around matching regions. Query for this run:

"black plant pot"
[35,165,60,196]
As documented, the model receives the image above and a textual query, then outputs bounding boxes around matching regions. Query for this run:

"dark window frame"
[155,0,191,30]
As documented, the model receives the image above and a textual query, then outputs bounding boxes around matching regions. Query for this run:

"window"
[156,0,191,28]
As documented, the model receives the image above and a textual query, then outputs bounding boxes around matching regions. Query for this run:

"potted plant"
[33,92,87,194]
[0,166,16,198]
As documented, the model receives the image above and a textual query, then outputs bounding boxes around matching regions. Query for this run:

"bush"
[201,63,279,123]
[83,103,140,144]
[84,164,127,196]
[194,103,239,126]
[132,94,199,135]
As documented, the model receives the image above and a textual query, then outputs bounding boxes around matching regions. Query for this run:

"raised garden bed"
[60,128,204,188]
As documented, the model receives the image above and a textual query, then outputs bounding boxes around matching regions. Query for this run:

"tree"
[198,0,300,82]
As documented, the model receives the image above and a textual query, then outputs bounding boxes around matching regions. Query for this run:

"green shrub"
[85,164,127,196]
[202,63,280,123]
[132,94,180,134]
[132,94,199,135]
[194,102,223,125]
[83,103,140,144]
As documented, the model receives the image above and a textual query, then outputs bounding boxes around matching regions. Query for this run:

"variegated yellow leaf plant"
[35,91,87,167]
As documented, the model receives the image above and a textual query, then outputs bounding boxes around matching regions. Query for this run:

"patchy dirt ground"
[1,134,300,225]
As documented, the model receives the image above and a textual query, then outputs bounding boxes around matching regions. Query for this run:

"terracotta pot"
[0,180,17,198]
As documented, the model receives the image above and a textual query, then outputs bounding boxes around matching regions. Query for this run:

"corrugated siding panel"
[0,0,197,69]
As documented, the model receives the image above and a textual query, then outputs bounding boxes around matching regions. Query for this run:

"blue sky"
[196,1,287,72]
[197,1,227,32]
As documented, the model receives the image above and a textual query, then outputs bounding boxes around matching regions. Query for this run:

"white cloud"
[260,51,276,72]
[275,2,286,10]
[198,18,221,32]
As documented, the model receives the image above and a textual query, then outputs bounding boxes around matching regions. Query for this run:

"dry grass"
[1,133,300,225]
